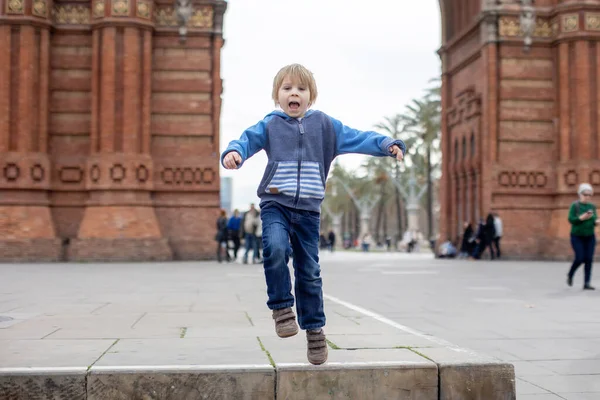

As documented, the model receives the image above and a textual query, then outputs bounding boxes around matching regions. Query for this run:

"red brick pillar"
[0,0,62,260]
[68,0,172,260]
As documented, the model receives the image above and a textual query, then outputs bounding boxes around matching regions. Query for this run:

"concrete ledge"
[87,365,275,400]
[415,347,516,400]
[277,361,438,400]
[0,358,514,400]
[0,367,87,400]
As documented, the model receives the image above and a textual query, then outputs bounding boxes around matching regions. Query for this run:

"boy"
[221,64,405,365]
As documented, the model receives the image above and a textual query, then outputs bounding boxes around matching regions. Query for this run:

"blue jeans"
[260,201,325,330]
[569,234,595,285]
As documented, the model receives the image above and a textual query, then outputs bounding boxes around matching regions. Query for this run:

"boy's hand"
[390,145,404,162]
[223,151,242,169]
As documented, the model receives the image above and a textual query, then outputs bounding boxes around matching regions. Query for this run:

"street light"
[175,0,193,43]
[520,0,536,52]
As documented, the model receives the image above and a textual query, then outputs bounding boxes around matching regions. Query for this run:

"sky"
[219,0,442,211]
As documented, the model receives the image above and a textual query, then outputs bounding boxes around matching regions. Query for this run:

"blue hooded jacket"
[221,110,406,213]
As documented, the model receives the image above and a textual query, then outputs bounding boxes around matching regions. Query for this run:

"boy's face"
[277,75,311,118]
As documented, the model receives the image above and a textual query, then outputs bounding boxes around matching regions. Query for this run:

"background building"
[438,0,599,260]
[0,0,227,261]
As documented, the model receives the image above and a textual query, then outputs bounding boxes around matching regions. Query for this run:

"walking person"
[474,214,496,260]
[459,221,475,259]
[242,204,260,264]
[327,230,336,252]
[215,209,231,263]
[567,183,597,290]
[227,209,242,260]
[492,212,503,259]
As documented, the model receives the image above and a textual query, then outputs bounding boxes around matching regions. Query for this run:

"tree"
[374,115,408,243]
[400,83,441,240]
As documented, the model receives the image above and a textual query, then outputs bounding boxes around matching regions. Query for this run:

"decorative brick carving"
[565,170,578,187]
[498,171,547,188]
[136,0,151,19]
[447,88,481,129]
[154,5,213,28]
[32,0,48,17]
[90,165,101,183]
[190,6,213,28]
[562,14,579,33]
[586,13,600,31]
[3,163,20,182]
[30,164,45,182]
[6,0,24,14]
[109,164,126,183]
[93,0,104,18]
[589,170,600,186]
[160,167,215,185]
[52,4,91,25]
[112,0,129,16]
[498,17,553,38]
[154,7,177,27]
[136,165,149,183]
[499,17,520,37]
[59,166,84,184]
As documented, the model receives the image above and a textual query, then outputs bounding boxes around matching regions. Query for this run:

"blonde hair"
[272,64,318,107]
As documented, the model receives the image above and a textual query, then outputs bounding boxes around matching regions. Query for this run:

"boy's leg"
[289,208,327,365]
[289,209,325,331]
[261,203,298,337]
[260,203,294,311]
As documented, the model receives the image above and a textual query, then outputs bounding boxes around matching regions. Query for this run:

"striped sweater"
[220,110,406,213]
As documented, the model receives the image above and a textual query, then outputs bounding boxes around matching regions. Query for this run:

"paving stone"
[0,340,114,368]
[93,337,271,367]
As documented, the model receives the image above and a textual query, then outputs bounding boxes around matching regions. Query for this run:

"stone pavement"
[0,258,514,399]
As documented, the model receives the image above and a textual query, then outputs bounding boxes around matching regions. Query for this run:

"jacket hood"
[265,109,316,121]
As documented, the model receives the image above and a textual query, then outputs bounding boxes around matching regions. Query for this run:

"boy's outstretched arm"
[220,116,271,169]
[330,116,406,160]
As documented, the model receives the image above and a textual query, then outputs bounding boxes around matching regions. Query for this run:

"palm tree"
[400,84,441,240]
[374,115,410,244]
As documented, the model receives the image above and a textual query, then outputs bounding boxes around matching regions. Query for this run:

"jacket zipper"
[294,121,305,207]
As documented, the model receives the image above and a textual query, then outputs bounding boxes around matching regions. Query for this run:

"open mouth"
[288,101,300,111]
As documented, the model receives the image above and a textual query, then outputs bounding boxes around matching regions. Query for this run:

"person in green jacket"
[567,183,598,290]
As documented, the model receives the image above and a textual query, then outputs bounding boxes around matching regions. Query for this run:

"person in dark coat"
[215,209,231,263]
[459,221,475,258]
[474,214,496,260]
[327,230,336,252]
[227,209,242,260]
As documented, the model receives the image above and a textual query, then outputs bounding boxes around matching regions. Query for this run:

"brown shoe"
[306,328,328,365]
[272,307,299,338]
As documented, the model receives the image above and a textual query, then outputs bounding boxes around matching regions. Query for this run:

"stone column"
[69,0,172,260]
[0,0,61,260]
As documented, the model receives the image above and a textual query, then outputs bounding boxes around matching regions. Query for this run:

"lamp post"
[175,0,193,43]
[520,0,536,52]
